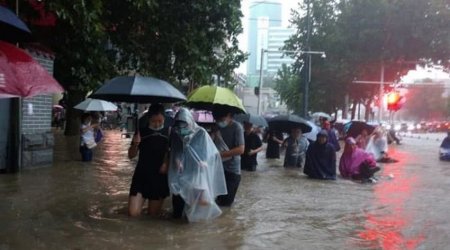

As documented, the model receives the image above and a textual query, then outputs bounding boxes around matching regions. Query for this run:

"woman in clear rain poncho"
[365,127,398,163]
[168,108,227,222]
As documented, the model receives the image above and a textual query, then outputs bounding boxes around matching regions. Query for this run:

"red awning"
[0,41,63,98]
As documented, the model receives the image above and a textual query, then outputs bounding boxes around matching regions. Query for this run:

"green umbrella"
[186,85,246,114]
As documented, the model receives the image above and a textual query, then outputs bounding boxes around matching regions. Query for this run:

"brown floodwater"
[1,130,449,249]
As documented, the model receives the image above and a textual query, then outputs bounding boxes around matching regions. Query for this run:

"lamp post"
[257,49,326,115]
[257,48,265,115]
[304,0,311,117]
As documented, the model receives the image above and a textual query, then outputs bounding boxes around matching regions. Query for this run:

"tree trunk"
[350,99,357,120]
[364,103,371,122]
[64,89,87,136]
[364,97,373,122]
[343,94,349,119]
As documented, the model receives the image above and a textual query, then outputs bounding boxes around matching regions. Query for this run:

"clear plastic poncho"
[168,108,227,222]
[365,128,388,160]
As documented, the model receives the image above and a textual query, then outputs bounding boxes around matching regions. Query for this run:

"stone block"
[21,149,53,168]
[22,151,32,167]
[22,134,44,149]
[44,133,54,147]
[32,149,53,165]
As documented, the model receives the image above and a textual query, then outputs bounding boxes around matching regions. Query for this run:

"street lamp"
[257,49,326,115]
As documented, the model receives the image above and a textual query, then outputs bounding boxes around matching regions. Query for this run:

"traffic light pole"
[378,63,385,123]
[352,63,392,123]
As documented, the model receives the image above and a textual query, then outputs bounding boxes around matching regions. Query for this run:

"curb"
[398,133,442,142]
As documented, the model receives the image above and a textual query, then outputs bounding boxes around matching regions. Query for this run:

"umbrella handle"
[134,103,139,135]
[134,113,139,135]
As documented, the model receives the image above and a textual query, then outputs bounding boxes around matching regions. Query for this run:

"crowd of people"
[79,105,407,222]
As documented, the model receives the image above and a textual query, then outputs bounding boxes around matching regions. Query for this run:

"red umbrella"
[0,41,63,98]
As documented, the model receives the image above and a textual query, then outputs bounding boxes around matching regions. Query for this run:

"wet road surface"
[1,130,449,249]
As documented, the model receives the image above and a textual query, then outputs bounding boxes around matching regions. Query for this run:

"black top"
[241,132,262,168]
[136,126,169,172]
[303,141,336,180]
[129,125,170,199]
[265,130,283,159]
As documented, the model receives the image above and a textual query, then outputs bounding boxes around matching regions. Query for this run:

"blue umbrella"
[0,6,31,43]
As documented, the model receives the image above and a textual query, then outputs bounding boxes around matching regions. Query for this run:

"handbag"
[85,138,97,149]
[95,129,103,143]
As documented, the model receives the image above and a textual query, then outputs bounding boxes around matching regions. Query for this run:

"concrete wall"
[239,87,287,115]
[21,52,55,168]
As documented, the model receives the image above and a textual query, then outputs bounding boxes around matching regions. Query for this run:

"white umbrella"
[74,98,117,111]
[304,120,321,141]
[311,112,332,120]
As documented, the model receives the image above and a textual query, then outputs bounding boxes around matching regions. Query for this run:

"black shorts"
[129,172,169,200]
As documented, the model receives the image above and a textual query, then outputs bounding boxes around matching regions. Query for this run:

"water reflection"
[357,148,425,249]
[1,131,448,249]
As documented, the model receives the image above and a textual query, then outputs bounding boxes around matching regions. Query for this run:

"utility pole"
[378,63,385,123]
[303,0,311,117]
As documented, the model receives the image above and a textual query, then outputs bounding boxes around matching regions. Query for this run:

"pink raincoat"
[339,145,377,178]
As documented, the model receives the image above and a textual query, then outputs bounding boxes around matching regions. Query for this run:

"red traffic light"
[386,91,404,111]
[387,92,400,104]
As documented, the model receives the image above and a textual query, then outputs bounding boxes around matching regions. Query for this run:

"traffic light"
[254,86,260,96]
[386,91,404,111]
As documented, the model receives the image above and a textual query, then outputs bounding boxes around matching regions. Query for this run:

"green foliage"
[13,0,116,91]
[10,0,246,134]
[283,0,450,116]
[105,0,246,86]
[274,64,302,114]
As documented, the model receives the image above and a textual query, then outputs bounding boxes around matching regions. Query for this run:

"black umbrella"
[344,121,375,138]
[0,6,31,43]
[90,76,186,104]
[268,115,312,133]
[234,113,268,127]
[91,76,186,135]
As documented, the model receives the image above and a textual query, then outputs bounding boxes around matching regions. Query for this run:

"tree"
[284,0,350,114]
[11,0,246,135]
[274,64,303,114]
[104,0,245,87]
[10,0,117,135]
[283,0,450,120]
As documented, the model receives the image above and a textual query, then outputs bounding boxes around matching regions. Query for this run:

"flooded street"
[1,130,450,249]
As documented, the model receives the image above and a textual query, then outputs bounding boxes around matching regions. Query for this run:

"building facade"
[247,0,282,87]
[246,0,295,87]
[0,48,56,172]
[265,27,296,74]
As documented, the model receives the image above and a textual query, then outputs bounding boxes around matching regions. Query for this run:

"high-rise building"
[247,0,281,86]
[265,27,296,74]
[246,0,295,87]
